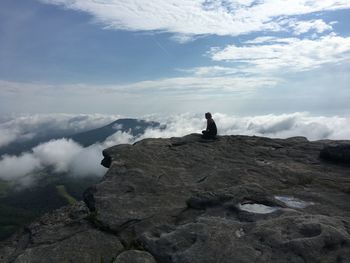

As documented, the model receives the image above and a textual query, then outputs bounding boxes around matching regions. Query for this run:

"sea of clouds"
[1,112,350,187]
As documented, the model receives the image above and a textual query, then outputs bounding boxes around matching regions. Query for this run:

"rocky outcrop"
[1,134,350,262]
[0,202,123,263]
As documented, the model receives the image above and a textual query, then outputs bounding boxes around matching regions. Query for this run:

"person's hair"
[205,112,212,119]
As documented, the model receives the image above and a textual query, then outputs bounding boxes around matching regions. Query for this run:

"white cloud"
[38,0,350,39]
[0,153,41,181]
[32,139,83,173]
[218,113,334,140]
[210,34,350,72]
[0,139,98,183]
[102,130,135,148]
[0,131,136,185]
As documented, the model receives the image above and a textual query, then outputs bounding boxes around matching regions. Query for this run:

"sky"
[0,0,350,116]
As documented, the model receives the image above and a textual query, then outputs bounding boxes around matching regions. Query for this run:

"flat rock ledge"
[1,134,350,263]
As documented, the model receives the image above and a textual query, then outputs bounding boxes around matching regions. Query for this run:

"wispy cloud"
[39,0,350,40]
[180,66,243,77]
[210,34,350,73]
[281,19,333,35]
[0,74,279,97]
[112,76,279,93]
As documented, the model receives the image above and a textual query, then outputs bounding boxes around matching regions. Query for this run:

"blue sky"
[1,0,350,116]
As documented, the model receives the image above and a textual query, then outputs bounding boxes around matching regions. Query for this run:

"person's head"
[205,112,212,119]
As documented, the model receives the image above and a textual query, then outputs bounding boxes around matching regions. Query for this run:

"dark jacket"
[206,119,217,136]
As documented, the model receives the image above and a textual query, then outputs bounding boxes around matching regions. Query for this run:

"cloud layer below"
[0,113,121,148]
[1,112,350,187]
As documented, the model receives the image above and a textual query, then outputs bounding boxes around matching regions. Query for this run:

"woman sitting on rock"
[202,112,217,139]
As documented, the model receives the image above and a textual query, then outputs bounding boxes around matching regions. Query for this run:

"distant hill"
[70,118,160,147]
[0,174,97,240]
[0,132,73,156]
[0,118,159,156]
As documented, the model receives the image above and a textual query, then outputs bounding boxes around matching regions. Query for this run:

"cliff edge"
[1,134,350,263]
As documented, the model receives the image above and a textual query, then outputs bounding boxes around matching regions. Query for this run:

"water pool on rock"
[238,203,279,214]
[275,196,314,209]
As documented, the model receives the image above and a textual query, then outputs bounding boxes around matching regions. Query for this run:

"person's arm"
[207,119,214,131]
[206,119,210,131]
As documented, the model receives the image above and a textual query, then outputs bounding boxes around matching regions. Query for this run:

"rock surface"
[1,134,350,263]
[0,202,123,263]
[114,250,156,263]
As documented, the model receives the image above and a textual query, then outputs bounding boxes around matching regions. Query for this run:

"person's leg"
[202,131,212,139]
[202,131,208,139]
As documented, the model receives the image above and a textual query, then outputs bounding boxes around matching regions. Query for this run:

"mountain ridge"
[69,118,160,147]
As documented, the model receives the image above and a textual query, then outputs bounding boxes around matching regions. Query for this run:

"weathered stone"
[252,214,350,262]
[139,217,260,263]
[13,228,123,263]
[95,135,350,262]
[1,135,350,263]
[0,202,123,263]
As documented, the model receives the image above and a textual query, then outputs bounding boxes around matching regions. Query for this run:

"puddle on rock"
[238,203,279,214]
[275,196,314,209]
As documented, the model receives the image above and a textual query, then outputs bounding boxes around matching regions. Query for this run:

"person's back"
[202,112,217,139]
[207,118,217,136]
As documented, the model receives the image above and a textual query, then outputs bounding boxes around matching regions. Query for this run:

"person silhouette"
[202,112,217,139]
